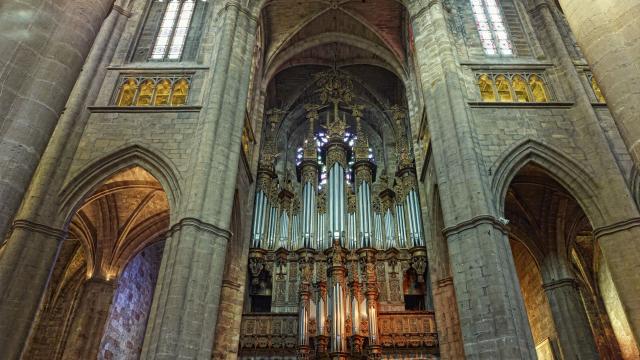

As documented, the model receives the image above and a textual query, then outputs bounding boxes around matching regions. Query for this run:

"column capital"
[442,215,508,238]
[542,278,579,292]
[167,217,232,241]
[407,0,441,22]
[10,219,67,242]
[217,1,259,23]
[593,217,640,240]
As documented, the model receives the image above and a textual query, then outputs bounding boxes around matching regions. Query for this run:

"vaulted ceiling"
[262,0,408,78]
[259,0,413,176]
[69,167,169,280]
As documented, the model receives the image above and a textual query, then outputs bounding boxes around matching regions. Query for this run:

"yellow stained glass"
[154,79,171,105]
[529,75,549,103]
[512,75,531,102]
[136,79,155,106]
[590,77,606,103]
[116,79,137,106]
[478,74,496,102]
[495,75,513,102]
[171,79,189,106]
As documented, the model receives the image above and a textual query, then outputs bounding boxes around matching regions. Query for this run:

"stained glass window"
[512,75,531,102]
[171,79,190,105]
[151,0,196,61]
[529,75,549,103]
[154,79,172,105]
[113,75,191,107]
[495,75,513,102]
[136,80,155,106]
[478,74,496,102]
[117,79,138,106]
[470,0,513,56]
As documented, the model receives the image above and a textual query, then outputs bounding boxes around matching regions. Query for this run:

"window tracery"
[113,75,192,107]
[476,72,552,103]
[470,0,513,56]
[151,0,196,61]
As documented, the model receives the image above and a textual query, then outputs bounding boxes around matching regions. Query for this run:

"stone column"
[0,4,130,358]
[408,1,535,358]
[542,279,598,358]
[539,261,598,360]
[60,278,116,360]
[140,3,258,359]
[557,0,640,163]
[0,0,113,241]
[595,225,640,358]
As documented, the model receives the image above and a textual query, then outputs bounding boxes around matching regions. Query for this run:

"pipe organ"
[241,71,438,359]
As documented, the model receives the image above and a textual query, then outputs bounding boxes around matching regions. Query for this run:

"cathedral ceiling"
[261,0,407,75]
[68,167,169,281]
[260,1,412,175]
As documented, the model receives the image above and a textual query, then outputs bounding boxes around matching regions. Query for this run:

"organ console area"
[240,71,438,359]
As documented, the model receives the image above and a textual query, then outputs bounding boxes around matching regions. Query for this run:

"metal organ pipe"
[301,181,316,248]
[357,180,373,248]
[251,190,268,248]
[396,203,407,248]
[328,163,345,243]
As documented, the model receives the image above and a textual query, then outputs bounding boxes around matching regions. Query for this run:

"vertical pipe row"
[302,181,316,248]
[384,209,396,248]
[373,211,383,249]
[357,180,373,247]
[330,281,346,352]
[251,190,267,248]
[396,203,407,248]
[407,189,423,247]
[328,163,345,242]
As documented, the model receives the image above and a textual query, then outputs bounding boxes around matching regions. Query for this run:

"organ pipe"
[249,100,433,357]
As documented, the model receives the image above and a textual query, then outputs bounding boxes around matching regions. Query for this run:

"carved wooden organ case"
[241,71,438,359]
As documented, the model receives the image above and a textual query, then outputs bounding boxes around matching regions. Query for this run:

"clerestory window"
[132,0,207,62]
[151,0,197,60]
[470,0,513,56]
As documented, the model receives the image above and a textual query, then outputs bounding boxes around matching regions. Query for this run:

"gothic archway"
[504,163,622,359]
[24,166,170,360]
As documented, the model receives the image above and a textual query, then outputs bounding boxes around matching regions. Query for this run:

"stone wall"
[510,239,555,346]
[98,242,163,360]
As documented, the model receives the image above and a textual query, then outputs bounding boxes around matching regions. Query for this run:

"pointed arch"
[491,139,605,227]
[59,145,182,225]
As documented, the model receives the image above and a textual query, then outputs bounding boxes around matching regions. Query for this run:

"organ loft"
[0,0,639,360]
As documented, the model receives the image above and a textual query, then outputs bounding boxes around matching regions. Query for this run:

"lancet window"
[132,0,207,62]
[470,0,513,56]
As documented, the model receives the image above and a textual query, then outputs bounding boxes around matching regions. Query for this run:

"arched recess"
[491,139,605,227]
[58,144,182,226]
[24,165,171,360]
[504,162,624,359]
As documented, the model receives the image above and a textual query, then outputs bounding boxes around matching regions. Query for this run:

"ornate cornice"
[11,220,67,241]
[593,217,640,239]
[167,217,232,241]
[442,215,508,238]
